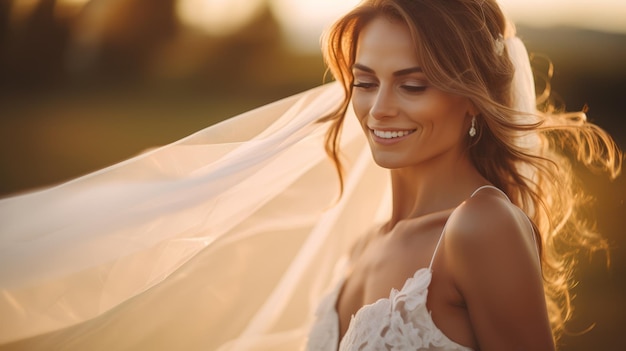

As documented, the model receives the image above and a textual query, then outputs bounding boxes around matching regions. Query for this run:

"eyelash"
[352,82,376,89]
[402,85,427,93]
[352,82,427,93]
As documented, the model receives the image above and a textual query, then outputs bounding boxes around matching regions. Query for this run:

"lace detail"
[307,267,472,350]
[307,268,471,351]
[338,268,471,350]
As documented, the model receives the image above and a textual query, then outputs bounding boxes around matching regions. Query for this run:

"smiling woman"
[312,0,620,349]
[0,0,622,351]
[350,20,474,171]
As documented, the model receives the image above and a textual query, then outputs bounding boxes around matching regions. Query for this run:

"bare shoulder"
[441,187,553,349]
[443,187,539,270]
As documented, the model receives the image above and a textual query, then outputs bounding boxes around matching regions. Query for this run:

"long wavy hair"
[319,0,622,343]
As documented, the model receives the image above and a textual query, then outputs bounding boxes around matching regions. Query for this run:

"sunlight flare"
[269,0,361,52]
[176,0,265,36]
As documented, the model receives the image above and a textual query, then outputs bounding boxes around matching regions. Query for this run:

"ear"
[466,101,478,117]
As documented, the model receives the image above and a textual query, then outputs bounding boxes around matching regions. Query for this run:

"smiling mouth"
[371,129,417,139]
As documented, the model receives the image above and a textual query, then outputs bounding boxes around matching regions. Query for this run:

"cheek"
[415,97,468,127]
[350,94,371,124]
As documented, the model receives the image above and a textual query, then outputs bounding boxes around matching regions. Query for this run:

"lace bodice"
[305,187,513,351]
[306,266,473,351]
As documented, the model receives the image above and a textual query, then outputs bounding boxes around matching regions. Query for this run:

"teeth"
[372,129,414,139]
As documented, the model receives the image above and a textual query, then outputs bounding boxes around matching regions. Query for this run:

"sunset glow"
[269,0,361,52]
[176,0,266,36]
[498,0,626,34]
[47,0,626,50]
[268,0,626,51]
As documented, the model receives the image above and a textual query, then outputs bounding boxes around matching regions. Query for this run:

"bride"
[0,0,621,350]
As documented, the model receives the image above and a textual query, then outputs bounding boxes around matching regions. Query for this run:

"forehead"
[355,16,421,69]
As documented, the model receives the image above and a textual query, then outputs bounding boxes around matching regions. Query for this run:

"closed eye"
[402,85,427,93]
[353,82,377,90]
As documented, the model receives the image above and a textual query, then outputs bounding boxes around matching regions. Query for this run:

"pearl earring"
[469,116,477,137]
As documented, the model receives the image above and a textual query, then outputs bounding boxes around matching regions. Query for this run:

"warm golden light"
[42,0,626,39]
[176,0,266,36]
[268,0,626,52]
[60,0,90,4]
[269,0,361,52]
[499,0,626,34]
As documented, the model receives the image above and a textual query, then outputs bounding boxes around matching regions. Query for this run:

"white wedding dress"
[306,187,514,351]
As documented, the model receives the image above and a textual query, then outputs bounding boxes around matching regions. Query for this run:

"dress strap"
[428,220,449,271]
[470,184,509,200]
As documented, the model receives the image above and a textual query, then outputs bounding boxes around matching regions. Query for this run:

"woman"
[307,0,621,350]
[0,0,620,350]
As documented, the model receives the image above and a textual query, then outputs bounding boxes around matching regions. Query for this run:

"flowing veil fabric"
[0,23,539,350]
[0,82,391,350]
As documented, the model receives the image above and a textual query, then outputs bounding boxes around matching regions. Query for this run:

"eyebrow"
[352,63,423,76]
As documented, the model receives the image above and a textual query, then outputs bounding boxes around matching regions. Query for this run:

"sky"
[498,0,626,33]
[47,0,626,52]
[281,0,626,51]
[176,0,626,52]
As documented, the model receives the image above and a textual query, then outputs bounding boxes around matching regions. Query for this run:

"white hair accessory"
[494,34,505,56]
[505,35,540,150]
[504,30,542,218]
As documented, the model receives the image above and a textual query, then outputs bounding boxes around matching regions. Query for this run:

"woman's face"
[351,16,474,170]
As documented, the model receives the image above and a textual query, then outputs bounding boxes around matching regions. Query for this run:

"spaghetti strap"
[428,221,448,271]
[470,184,509,200]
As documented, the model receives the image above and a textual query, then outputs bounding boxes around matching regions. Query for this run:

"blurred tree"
[67,0,178,81]
[0,0,69,90]
[195,3,293,93]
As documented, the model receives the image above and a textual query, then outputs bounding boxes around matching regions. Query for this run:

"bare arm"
[446,192,555,351]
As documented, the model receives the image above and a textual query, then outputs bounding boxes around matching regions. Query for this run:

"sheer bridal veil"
[0,82,391,350]
[0,23,537,351]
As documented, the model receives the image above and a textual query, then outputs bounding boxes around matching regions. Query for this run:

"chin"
[370,153,406,170]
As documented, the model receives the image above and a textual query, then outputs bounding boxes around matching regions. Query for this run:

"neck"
[386,151,486,230]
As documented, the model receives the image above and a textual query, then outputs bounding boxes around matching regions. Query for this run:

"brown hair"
[320,0,622,343]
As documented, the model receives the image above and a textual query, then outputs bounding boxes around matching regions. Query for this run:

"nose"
[370,85,398,120]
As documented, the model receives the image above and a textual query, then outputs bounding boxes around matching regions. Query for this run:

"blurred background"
[0,0,623,349]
